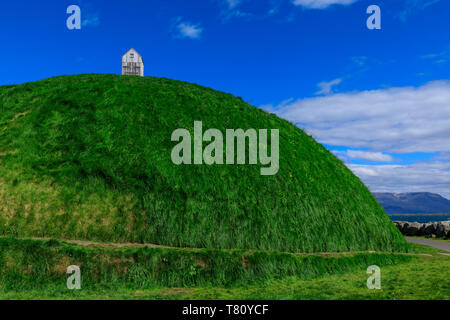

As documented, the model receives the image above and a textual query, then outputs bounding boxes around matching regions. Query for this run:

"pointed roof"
[122,48,144,64]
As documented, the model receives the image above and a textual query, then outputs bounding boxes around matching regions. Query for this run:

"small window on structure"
[130,53,135,58]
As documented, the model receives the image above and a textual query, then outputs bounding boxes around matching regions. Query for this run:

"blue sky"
[1,0,450,197]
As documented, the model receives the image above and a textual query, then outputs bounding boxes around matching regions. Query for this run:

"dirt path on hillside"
[406,237,450,253]
[7,236,432,257]
[30,237,183,250]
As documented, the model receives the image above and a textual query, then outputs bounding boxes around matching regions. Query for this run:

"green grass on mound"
[1,240,448,300]
[0,237,413,294]
[0,74,407,253]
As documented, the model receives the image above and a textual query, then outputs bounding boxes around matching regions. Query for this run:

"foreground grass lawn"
[1,244,448,300]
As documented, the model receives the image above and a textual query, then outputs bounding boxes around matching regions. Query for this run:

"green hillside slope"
[0,74,407,253]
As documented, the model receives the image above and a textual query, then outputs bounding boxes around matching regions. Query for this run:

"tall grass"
[0,74,407,253]
[0,237,413,292]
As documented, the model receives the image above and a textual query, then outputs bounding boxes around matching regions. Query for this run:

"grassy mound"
[0,74,407,253]
[0,237,413,292]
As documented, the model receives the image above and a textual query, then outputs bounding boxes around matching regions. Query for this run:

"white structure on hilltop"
[122,48,144,77]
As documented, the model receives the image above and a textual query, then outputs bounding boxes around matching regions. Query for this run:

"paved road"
[406,237,450,253]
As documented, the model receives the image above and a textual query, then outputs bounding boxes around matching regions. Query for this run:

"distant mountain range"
[373,192,450,214]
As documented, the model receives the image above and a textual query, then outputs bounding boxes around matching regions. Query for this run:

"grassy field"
[0,240,447,300]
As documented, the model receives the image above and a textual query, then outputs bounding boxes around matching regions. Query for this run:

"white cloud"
[422,45,450,65]
[398,0,442,21]
[316,78,342,95]
[346,150,396,162]
[76,1,100,28]
[266,80,450,197]
[351,56,368,67]
[82,15,100,27]
[332,149,396,162]
[218,0,253,21]
[292,0,358,9]
[349,161,450,199]
[176,22,203,39]
[224,0,242,9]
[273,80,450,153]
